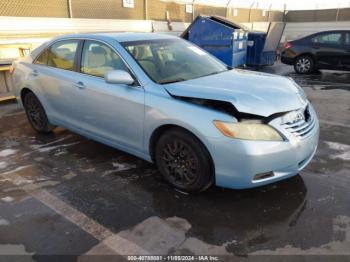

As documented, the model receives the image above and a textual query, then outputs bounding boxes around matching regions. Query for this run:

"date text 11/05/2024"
[127,255,219,261]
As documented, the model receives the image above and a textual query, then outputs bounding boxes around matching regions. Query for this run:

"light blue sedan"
[11,33,319,192]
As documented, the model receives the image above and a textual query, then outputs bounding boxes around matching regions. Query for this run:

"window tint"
[81,41,128,78]
[312,33,342,45]
[34,49,49,65]
[47,40,79,70]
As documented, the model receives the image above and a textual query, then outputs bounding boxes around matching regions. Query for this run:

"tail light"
[284,41,292,49]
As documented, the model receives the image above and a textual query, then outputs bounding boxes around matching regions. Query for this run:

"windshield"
[122,38,228,84]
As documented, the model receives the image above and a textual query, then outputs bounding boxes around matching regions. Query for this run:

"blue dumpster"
[181,16,248,68]
[246,22,285,67]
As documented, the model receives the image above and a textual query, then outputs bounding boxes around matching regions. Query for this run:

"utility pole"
[248,1,255,23]
[192,0,196,22]
[68,0,73,18]
[267,3,272,22]
[336,8,339,21]
[335,2,340,21]
[283,3,287,22]
[226,0,233,18]
[144,0,148,20]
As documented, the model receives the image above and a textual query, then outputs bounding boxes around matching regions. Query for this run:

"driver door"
[68,40,145,153]
[311,32,344,69]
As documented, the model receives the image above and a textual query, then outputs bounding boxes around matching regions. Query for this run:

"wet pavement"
[0,64,349,261]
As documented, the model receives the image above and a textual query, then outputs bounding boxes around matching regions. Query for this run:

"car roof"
[54,32,178,43]
[306,30,350,37]
[294,30,349,41]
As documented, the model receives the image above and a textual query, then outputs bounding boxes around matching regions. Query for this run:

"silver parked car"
[11,33,319,192]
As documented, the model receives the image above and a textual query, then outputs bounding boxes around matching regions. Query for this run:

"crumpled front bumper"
[206,106,320,189]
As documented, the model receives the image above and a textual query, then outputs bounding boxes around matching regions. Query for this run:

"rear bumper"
[281,53,295,65]
[205,108,319,189]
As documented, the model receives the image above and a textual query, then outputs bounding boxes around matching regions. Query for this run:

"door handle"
[32,70,39,77]
[312,46,320,50]
[73,81,86,89]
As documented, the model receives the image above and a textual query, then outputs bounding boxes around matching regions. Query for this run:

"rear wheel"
[294,55,315,74]
[23,92,54,133]
[155,128,213,193]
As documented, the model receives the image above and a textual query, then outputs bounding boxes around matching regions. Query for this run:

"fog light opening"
[253,172,274,181]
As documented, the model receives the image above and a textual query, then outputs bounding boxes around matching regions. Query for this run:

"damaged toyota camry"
[12,33,319,192]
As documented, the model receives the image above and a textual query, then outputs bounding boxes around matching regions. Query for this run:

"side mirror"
[104,70,134,85]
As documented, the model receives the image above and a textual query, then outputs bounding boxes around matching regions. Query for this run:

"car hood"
[163,69,307,117]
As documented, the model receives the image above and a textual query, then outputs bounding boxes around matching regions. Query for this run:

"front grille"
[282,107,316,139]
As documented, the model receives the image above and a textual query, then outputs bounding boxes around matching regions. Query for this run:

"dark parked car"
[281,30,350,74]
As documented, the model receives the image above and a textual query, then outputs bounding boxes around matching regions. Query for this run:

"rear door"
[31,39,81,124]
[311,32,344,69]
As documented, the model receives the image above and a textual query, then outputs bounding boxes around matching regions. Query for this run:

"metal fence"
[0,0,284,23]
[1,0,350,23]
[285,8,350,22]
[0,0,69,18]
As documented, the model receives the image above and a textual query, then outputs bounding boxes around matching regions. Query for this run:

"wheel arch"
[20,87,48,112]
[148,124,215,176]
[20,87,34,103]
[294,53,317,65]
[20,87,51,121]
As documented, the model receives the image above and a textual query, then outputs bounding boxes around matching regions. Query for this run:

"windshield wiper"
[158,78,186,84]
[158,69,227,84]
[202,70,226,78]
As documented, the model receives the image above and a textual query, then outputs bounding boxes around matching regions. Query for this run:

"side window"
[34,49,49,65]
[345,33,350,46]
[81,41,128,78]
[47,40,79,71]
[312,33,342,45]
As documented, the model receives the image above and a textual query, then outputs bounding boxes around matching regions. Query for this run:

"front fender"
[143,87,234,157]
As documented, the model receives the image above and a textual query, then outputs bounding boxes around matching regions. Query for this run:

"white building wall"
[1,16,350,46]
[242,21,350,42]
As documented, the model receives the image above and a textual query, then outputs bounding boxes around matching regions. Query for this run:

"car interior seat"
[132,46,160,81]
[83,45,114,77]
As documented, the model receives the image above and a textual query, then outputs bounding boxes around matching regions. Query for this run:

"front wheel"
[23,92,54,133]
[294,55,315,74]
[155,128,213,193]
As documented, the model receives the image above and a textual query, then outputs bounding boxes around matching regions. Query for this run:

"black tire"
[155,128,213,193]
[294,55,315,74]
[23,92,54,133]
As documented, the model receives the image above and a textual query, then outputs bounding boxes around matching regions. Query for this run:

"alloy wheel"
[161,139,198,187]
[25,95,46,130]
[295,57,311,73]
